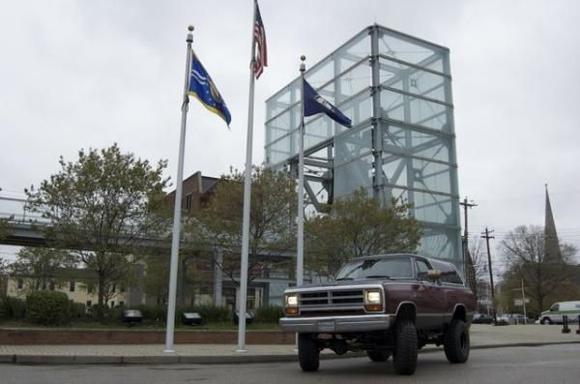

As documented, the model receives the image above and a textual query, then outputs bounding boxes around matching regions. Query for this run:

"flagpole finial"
[186,25,194,43]
[300,55,306,73]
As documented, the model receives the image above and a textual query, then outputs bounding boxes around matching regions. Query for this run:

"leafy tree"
[500,225,578,315]
[25,144,169,316]
[193,166,296,286]
[305,189,422,280]
[10,247,77,291]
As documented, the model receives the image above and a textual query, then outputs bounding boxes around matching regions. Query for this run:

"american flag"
[253,1,267,79]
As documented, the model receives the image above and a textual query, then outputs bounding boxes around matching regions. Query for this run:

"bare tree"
[500,225,577,314]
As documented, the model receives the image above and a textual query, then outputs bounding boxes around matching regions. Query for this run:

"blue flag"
[303,79,351,128]
[188,51,231,126]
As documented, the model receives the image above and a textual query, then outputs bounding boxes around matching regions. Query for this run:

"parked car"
[279,254,477,376]
[472,313,494,324]
[538,301,580,324]
[496,313,529,325]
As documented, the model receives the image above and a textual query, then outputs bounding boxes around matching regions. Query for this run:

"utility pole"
[481,227,496,325]
[459,197,477,285]
[521,278,527,324]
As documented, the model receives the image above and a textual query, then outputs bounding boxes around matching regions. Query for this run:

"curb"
[2,341,580,365]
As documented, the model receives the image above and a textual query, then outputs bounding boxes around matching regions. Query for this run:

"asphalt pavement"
[0,324,579,365]
[3,344,580,384]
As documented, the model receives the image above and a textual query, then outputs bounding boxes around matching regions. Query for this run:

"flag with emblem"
[188,50,231,126]
[303,79,352,128]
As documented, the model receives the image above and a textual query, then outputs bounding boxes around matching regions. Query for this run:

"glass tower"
[265,25,462,270]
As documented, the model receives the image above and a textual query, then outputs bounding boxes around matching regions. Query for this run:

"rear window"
[336,257,413,281]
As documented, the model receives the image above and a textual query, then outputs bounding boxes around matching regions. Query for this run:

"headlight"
[284,293,299,316]
[364,289,383,312]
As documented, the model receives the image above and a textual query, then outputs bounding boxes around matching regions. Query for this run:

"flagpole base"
[235,349,248,353]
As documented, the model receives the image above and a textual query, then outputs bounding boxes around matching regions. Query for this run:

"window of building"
[185,193,193,211]
[86,300,92,307]
[119,301,124,307]
[110,301,115,308]
[69,280,75,292]
[17,279,23,289]
[49,281,55,291]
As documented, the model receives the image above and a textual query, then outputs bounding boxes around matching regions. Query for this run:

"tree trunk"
[97,272,106,320]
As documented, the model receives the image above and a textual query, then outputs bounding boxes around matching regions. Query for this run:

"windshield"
[336,257,413,281]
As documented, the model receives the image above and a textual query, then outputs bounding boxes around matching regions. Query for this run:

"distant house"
[5,266,143,309]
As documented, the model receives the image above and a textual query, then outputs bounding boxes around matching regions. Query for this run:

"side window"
[415,259,431,281]
[441,269,463,285]
[550,304,559,311]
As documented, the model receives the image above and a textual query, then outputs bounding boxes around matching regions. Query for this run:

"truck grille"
[298,289,365,314]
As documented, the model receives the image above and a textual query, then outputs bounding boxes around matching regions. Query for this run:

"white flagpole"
[164,25,194,353]
[236,0,258,353]
[296,55,306,287]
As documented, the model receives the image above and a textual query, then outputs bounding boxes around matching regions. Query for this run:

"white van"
[538,301,580,324]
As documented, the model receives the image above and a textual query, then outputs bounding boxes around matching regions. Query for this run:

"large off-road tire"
[392,321,418,375]
[444,319,470,364]
[298,333,320,372]
[366,350,391,362]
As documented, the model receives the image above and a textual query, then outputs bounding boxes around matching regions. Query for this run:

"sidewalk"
[1,324,579,365]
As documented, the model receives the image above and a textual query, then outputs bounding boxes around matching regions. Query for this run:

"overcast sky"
[1,0,579,262]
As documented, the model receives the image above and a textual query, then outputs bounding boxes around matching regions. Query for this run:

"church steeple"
[544,184,562,262]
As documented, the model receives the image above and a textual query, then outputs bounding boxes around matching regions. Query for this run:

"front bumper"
[280,314,392,333]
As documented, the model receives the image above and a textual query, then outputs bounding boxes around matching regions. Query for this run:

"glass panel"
[412,191,453,224]
[411,132,451,163]
[382,155,408,188]
[412,159,452,194]
[335,126,372,165]
[420,226,460,262]
[334,154,373,198]
[380,88,452,132]
[379,30,439,66]
[339,32,371,72]
[379,57,449,103]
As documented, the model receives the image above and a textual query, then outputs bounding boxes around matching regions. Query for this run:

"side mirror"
[427,269,442,280]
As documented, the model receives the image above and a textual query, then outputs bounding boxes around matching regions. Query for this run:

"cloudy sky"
[1,0,579,261]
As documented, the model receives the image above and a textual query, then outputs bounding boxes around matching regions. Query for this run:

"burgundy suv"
[280,254,476,375]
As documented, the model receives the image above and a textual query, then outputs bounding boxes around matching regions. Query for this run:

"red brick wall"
[0,329,295,345]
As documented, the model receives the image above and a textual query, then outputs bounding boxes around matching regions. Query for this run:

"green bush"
[176,305,231,324]
[254,305,283,323]
[193,304,231,323]
[69,302,87,319]
[26,291,71,325]
[0,297,26,320]
[135,304,166,323]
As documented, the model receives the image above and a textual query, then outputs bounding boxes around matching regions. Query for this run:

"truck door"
[415,258,446,329]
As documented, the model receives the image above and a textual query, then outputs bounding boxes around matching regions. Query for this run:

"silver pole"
[236,0,258,353]
[521,278,527,324]
[164,25,194,353]
[296,55,306,287]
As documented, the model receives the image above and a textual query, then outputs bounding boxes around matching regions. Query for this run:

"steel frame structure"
[264,25,462,269]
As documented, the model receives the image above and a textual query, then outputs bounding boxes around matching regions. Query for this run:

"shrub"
[0,297,26,320]
[177,305,231,324]
[26,291,71,326]
[69,302,87,319]
[135,304,166,323]
[193,304,231,323]
[254,305,283,323]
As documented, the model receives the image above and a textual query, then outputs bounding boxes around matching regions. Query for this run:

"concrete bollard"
[562,315,571,334]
